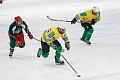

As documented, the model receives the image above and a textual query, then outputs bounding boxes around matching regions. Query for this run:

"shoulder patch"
[80,12,87,16]
[48,31,55,38]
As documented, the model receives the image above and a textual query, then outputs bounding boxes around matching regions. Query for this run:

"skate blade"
[80,40,91,46]
[37,53,41,58]
[86,43,91,46]
[55,63,65,65]
[9,55,13,58]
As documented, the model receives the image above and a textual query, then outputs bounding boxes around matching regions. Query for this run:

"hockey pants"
[82,28,94,41]
[9,32,25,49]
[40,40,62,59]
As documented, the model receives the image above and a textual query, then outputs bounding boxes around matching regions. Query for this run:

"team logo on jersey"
[14,28,21,34]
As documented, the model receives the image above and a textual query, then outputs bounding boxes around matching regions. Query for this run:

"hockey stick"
[61,54,81,77]
[34,37,80,77]
[47,16,81,23]
[33,38,41,42]
[57,49,80,77]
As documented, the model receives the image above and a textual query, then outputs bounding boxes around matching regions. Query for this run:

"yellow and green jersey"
[75,9,101,24]
[41,27,69,45]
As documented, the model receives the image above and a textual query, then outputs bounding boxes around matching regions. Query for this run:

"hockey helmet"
[58,23,66,34]
[14,16,22,21]
[58,23,66,30]
[92,6,99,12]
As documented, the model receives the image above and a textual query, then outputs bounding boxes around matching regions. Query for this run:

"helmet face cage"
[92,6,99,12]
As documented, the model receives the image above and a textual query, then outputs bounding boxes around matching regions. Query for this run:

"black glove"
[71,18,77,24]
[50,43,57,50]
[91,19,97,25]
[65,41,70,50]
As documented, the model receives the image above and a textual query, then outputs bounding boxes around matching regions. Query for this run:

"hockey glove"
[71,18,77,24]
[50,43,57,50]
[16,41,23,47]
[65,41,70,50]
[91,19,97,25]
[0,1,3,4]
[28,33,33,39]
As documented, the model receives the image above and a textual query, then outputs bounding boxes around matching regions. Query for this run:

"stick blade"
[47,16,57,21]
[46,16,50,19]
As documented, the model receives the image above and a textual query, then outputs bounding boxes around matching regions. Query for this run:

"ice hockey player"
[8,16,33,57]
[71,6,101,45]
[37,23,70,64]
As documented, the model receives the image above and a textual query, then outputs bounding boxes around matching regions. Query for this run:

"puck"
[78,75,80,77]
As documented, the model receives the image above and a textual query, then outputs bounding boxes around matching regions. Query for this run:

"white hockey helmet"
[58,23,66,34]
[58,23,66,30]
[92,6,99,12]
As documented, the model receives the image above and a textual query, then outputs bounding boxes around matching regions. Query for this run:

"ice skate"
[9,48,14,57]
[37,48,41,58]
[80,38,86,42]
[55,56,64,64]
[85,40,91,45]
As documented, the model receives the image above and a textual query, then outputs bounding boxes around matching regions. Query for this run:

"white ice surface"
[1,0,120,80]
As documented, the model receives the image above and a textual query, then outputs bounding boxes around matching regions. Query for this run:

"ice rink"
[0,0,120,80]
